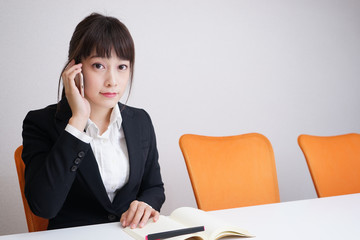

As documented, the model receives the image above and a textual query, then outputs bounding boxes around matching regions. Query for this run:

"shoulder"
[25,99,71,123]
[22,103,61,140]
[119,103,153,123]
[24,103,58,123]
[119,103,156,137]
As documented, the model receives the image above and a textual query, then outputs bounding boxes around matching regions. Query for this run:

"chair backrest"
[298,133,360,198]
[14,145,48,232]
[179,133,280,211]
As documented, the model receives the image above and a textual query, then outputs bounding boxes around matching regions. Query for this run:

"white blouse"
[65,105,130,202]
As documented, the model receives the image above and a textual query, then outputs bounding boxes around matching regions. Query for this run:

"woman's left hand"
[120,200,159,229]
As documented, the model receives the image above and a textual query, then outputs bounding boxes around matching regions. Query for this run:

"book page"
[170,207,253,239]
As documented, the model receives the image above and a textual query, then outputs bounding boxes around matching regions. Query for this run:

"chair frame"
[14,145,48,232]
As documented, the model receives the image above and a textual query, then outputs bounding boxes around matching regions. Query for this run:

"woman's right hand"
[62,60,91,132]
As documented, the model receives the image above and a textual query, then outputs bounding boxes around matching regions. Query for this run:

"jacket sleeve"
[22,109,92,219]
[136,110,165,211]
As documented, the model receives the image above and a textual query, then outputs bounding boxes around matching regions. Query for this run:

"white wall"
[1,0,359,235]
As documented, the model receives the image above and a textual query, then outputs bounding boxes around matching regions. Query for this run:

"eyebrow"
[89,55,129,61]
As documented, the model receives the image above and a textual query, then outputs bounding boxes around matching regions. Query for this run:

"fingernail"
[131,224,136,229]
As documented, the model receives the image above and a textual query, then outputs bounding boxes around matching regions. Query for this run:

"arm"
[137,110,165,208]
[22,61,91,219]
[22,109,91,218]
[121,110,165,228]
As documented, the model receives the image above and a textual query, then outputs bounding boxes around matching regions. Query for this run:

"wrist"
[69,116,88,132]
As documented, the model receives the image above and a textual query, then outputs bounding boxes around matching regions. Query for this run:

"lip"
[101,92,118,98]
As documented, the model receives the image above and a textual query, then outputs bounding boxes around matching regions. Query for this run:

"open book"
[123,207,254,240]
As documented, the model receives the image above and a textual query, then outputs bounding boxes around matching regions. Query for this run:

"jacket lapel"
[112,103,142,208]
[77,152,114,211]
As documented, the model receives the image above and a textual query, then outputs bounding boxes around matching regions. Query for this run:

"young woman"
[22,13,165,230]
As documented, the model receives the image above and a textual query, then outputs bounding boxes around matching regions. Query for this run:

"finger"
[130,204,147,229]
[62,60,79,88]
[62,59,81,81]
[125,201,139,228]
[152,210,160,222]
[138,207,152,228]
[63,66,83,94]
[65,59,75,70]
[120,211,128,227]
[63,63,82,82]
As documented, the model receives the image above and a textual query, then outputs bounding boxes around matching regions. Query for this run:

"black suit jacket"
[22,99,165,229]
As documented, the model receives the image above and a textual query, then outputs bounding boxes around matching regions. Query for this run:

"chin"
[95,101,119,110]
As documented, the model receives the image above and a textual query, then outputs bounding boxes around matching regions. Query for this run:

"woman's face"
[81,49,130,112]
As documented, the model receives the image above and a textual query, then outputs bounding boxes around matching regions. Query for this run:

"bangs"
[79,16,135,62]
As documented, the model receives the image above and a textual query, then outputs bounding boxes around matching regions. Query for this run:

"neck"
[90,106,113,135]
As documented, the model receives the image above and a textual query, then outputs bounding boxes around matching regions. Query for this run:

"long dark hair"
[57,13,135,104]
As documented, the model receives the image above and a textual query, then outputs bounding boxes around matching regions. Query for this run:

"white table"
[1,193,359,239]
[210,193,360,239]
[0,222,132,240]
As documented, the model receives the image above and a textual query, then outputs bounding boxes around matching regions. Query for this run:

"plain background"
[1,0,359,236]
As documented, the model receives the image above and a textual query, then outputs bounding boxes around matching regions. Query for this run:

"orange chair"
[14,145,48,232]
[298,133,360,198]
[179,133,280,211]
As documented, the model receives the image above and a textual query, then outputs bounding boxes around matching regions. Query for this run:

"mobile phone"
[75,72,85,97]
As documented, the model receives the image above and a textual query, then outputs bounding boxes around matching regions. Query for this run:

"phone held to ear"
[75,72,85,97]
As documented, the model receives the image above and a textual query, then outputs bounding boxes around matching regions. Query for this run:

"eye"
[93,63,104,69]
[119,64,128,71]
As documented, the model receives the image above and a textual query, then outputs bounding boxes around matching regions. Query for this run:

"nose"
[105,70,117,87]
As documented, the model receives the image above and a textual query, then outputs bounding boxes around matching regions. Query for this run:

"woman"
[22,13,165,230]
